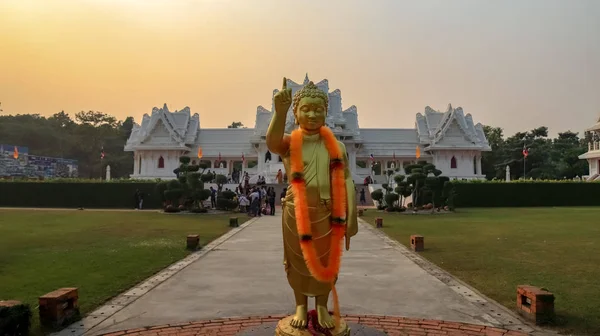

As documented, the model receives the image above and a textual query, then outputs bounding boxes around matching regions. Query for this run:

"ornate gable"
[142,119,176,144]
[433,107,480,145]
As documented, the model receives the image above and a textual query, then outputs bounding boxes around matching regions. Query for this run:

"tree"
[370,189,384,208]
[227,121,244,128]
[120,117,135,140]
[162,157,211,212]
[75,111,117,128]
[394,175,412,207]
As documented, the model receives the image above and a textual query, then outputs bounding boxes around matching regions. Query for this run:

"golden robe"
[281,133,358,297]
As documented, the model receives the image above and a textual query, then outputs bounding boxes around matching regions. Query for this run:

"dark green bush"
[371,189,384,203]
[452,181,600,207]
[216,197,237,210]
[0,182,160,209]
[384,193,399,208]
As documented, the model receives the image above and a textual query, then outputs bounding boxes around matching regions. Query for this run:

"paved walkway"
[57,214,542,336]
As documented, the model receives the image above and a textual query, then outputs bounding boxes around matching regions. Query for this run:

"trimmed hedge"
[453,181,600,207]
[0,182,161,209]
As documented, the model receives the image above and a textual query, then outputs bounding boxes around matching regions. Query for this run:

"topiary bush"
[216,189,238,211]
[371,189,384,206]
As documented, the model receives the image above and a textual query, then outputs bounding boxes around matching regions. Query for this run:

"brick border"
[98,315,531,336]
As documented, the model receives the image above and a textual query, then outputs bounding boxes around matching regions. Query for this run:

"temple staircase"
[587,173,600,181]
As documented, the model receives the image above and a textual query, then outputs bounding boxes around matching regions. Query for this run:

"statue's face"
[295,96,326,133]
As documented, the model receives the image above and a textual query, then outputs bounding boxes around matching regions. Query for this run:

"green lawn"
[0,210,244,333]
[363,208,600,335]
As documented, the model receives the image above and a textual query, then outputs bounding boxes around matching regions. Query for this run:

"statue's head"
[293,81,328,133]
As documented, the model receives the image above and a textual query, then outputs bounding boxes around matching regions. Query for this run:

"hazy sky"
[1,0,599,137]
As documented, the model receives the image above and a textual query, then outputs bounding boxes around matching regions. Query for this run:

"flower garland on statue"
[289,125,347,328]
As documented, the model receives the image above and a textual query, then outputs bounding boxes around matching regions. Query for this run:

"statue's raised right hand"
[273,77,292,117]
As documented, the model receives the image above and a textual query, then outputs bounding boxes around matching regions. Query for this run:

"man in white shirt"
[249,189,260,216]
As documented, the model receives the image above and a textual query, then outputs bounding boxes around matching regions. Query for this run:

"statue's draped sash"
[281,134,334,296]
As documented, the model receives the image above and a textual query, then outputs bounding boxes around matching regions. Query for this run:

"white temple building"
[124,75,491,183]
[578,116,600,181]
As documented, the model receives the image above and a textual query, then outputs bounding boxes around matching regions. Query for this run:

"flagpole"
[523,138,527,179]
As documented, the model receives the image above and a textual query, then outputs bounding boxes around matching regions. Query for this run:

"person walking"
[268,187,276,215]
[360,188,366,205]
[209,186,217,208]
[134,189,141,209]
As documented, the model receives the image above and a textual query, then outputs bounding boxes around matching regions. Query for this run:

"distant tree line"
[482,125,589,180]
[0,111,134,179]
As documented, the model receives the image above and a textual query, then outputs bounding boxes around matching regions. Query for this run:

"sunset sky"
[1,0,599,136]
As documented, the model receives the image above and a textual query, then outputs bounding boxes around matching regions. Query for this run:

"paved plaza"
[55,214,545,336]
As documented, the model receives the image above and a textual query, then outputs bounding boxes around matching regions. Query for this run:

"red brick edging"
[99,315,530,336]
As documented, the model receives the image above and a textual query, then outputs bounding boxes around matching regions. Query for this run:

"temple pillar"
[144,152,150,176]
[257,150,265,173]
[349,151,357,173]
[133,152,139,176]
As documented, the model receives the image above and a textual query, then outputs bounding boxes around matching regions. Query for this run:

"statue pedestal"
[275,315,350,336]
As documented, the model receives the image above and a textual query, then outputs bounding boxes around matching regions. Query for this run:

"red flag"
[393,151,396,160]
[100,147,105,160]
[241,153,245,162]
[522,146,529,158]
[218,152,222,163]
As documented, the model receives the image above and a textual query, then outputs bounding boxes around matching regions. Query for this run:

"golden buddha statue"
[266,78,358,333]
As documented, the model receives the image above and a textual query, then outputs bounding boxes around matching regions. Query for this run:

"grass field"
[362,207,600,335]
[0,209,244,333]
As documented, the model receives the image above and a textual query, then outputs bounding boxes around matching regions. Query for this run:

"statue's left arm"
[338,142,358,250]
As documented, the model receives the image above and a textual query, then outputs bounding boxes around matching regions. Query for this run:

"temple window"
[158,156,165,168]
[451,156,457,169]
[138,156,142,174]
[265,151,272,162]
[473,157,477,174]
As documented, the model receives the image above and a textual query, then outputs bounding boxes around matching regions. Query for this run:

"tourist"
[138,192,144,210]
[244,172,250,189]
[249,188,261,217]
[268,188,276,215]
[238,193,249,212]
[209,186,217,208]
[134,189,141,209]
[276,169,283,184]
[360,188,366,205]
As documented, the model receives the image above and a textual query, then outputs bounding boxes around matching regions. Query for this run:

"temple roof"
[585,114,600,132]
[415,104,490,151]
[253,76,359,135]
[124,80,491,156]
[125,104,199,151]
[194,129,255,157]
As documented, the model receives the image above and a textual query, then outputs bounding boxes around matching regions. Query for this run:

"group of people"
[236,185,283,216]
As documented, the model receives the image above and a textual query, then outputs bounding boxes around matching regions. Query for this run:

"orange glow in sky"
[1,0,599,135]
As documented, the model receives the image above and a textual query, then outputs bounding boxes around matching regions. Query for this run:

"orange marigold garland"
[290,126,347,328]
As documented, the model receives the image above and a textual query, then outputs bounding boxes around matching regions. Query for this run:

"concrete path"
[79,214,535,336]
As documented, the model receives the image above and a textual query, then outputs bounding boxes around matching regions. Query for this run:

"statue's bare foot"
[316,304,335,329]
[289,305,307,329]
